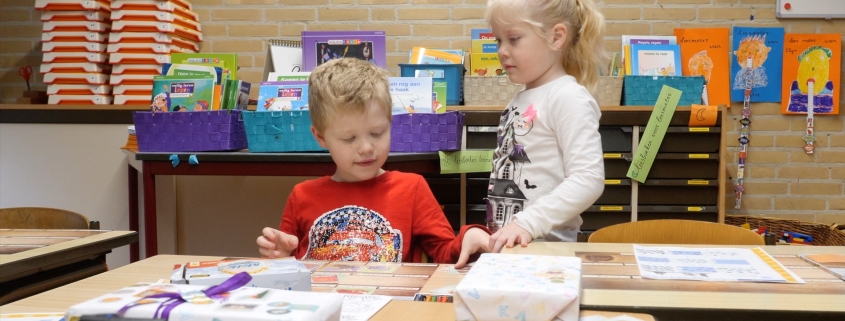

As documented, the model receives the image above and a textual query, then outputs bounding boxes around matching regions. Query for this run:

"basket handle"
[264,124,284,135]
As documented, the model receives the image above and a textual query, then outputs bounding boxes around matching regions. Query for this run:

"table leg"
[142,161,158,258]
[128,164,139,263]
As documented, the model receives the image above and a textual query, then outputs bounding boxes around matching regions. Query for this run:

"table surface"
[3,243,844,318]
[0,229,138,283]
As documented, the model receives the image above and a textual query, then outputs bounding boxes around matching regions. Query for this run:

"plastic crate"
[133,110,247,152]
[399,64,465,105]
[242,110,325,152]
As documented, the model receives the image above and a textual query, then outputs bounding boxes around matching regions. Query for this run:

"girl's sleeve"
[514,86,605,239]
[410,176,491,263]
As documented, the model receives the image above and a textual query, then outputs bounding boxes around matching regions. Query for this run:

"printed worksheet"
[633,245,804,283]
[340,294,391,321]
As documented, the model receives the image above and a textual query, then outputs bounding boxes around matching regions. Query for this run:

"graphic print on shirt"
[486,104,535,231]
[303,205,403,262]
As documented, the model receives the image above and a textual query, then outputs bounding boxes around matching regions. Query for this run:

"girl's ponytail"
[561,0,605,95]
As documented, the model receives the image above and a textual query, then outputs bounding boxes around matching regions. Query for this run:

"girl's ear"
[550,23,568,50]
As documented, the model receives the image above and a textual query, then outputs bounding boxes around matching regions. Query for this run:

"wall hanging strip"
[735,57,752,210]
[803,79,816,154]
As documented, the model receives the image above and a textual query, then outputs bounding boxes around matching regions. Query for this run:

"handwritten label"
[603,153,623,158]
[439,150,493,174]
[627,85,681,183]
[605,180,622,185]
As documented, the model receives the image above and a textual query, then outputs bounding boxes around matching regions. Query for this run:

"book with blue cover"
[730,26,784,102]
[630,44,682,76]
[389,77,433,114]
[257,81,309,111]
[150,75,215,112]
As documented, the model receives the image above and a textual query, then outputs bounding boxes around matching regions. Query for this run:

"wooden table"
[0,229,138,305]
[125,150,442,262]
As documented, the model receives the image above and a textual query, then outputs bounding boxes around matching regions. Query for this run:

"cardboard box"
[454,254,582,321]
[170,258,311,292]
[65,281,343,321]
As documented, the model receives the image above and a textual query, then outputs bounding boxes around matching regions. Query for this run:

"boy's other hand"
[256,227,298,258]
[455,227,490,269]
[489,222,532,253]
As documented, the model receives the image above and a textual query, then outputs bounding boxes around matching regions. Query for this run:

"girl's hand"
[256,227,299,258]
[489,222,533,253]
[455,228,491,268]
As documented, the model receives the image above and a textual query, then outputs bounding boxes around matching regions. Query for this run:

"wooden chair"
[588,219,765,245]
[0,207,104,305]
[0,207,98,229]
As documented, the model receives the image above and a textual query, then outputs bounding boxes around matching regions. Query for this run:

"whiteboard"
[776,0,845,19]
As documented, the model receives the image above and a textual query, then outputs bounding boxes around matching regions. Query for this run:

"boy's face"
[312,100,391,183]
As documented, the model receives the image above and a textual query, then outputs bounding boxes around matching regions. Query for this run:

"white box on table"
[170,258,311,292]
[454,253,582,321]
[65,281,343,321]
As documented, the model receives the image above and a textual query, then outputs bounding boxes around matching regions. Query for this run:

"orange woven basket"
[725,214,845,246]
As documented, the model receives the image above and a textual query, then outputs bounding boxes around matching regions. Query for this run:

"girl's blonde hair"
[486,0,605,93]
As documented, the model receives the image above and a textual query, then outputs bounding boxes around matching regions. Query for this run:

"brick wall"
[1,0,843,224]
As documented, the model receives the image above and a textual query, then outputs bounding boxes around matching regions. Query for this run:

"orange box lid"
[107,42,195,55]
[110,0,197,21]
[111,21,202,42]
[40,62,111,74]
[114,84,154,95]
[44,73,110,85]
[48,94,113,105]
[111,64,163,76]
[42,21,110,33]
[42,41,107,53]
[107,32,200,52]
[42,52,108,64]
[109,53,171,65]
[110,74,156,86]
[42,31,108,43]
[41,10,110,22]
[36,0,111,12]
[47,84,112,95]
[110,10,201,31]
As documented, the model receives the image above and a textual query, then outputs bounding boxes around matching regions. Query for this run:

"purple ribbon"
[117,272,252,320]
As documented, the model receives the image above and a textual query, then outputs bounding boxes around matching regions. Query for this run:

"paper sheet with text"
[633,245,804,283]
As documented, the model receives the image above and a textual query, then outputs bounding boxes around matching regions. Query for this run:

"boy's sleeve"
[278,187,304,259]
[410,176,491,263]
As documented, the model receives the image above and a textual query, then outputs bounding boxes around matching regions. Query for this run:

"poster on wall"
[781,33,841,115]
[730,26,784,102]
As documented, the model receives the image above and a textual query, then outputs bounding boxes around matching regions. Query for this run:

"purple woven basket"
[133,110,247,152]
[390,111,464,152]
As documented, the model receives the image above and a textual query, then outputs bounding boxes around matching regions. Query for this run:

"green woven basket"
[622,75,704,106]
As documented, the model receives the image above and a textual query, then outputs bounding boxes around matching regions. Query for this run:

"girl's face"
[491,19,566,89]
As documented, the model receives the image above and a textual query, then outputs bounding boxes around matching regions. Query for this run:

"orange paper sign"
[689,104,718,127]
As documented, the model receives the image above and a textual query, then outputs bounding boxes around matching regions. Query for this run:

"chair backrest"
[588,219,765,245]
[0,207,93,230]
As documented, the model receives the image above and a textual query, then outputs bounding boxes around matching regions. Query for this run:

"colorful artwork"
[781,34,841,115]
[303,206,402,262]
[730,27,784,102]
[675,28,730,106]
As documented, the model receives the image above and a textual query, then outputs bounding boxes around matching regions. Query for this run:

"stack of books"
[108,0,202,105]
[468,28,502,77]
[36,0,113,105]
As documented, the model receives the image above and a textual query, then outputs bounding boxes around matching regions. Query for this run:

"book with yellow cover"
[674,28,730,106]
[781,33,841,115]
[471,39,497,53]
[469,53,503,76]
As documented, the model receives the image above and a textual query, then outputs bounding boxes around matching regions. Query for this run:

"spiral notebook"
[262,39,303,82]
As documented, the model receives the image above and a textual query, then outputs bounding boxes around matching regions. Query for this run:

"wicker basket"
[596,76,623,106]
[725,214,845,246]
[463,76,523,106]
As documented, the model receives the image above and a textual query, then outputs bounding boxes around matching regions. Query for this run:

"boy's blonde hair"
[308,58,392,133]
[485,0,605,93]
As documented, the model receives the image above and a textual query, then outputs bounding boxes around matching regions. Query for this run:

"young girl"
[484,0,606,252]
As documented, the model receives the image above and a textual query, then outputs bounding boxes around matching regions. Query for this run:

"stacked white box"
[109,0,203,105]
[36,0,113,104]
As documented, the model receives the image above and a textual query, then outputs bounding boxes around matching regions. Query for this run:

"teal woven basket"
[622,75,705,106]
[242,110,325,152]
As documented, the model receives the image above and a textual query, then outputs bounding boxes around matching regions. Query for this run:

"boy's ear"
[550,23,568,50]
[311,125,328,148]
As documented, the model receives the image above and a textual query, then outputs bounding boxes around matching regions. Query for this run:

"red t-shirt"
[279,171,489,263]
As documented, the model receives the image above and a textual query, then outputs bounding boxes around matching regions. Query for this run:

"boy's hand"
[489,222,533,253]
[256,227,298,258]
[456,227,490,269]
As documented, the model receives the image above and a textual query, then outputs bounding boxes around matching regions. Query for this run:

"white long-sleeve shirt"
[487,75,605,242]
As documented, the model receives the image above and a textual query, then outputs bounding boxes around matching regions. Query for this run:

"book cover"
[730,26,784,102]
[674,28,731,106]
[162,63,224,109]
[630,44,682,76]
[799,254,845,281]
[409,47,464,65]
[781,33,841,115]
[150,75,215,112]
[471,39,498,53]
[471,28,494,40]
[389,77,433,114]
[257,81,309,111]
[301,30,386,71]
[222,79,252,110]
[622,35,677,47]
[170,53,238,80]
[267,71,311,82]
[433,81,447,113]
[470,53,504,76]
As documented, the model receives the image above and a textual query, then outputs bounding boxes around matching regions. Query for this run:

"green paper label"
[439,150,493,174]
[627,85,681,183]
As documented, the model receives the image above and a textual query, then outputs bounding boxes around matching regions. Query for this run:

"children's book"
[409,47,463,65]
[471,28,494,40]
[161,63,223,109]
[170,53,238,80]
[630,44,682,76]
[150,75,215,112]
[257,81,309,111]
[221,79,251,110]
[471,39,497,53]
[389,77,433,114]
[433,81,447,113]
[799,254,845,281]
[267,71,311,82]
[301,30,386,71]
[674,28,731,106]
[469,53,504,76]
[730,26,784,102]
[781,33,841,115]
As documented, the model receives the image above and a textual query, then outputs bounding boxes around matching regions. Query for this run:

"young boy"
[256,58,490,268]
